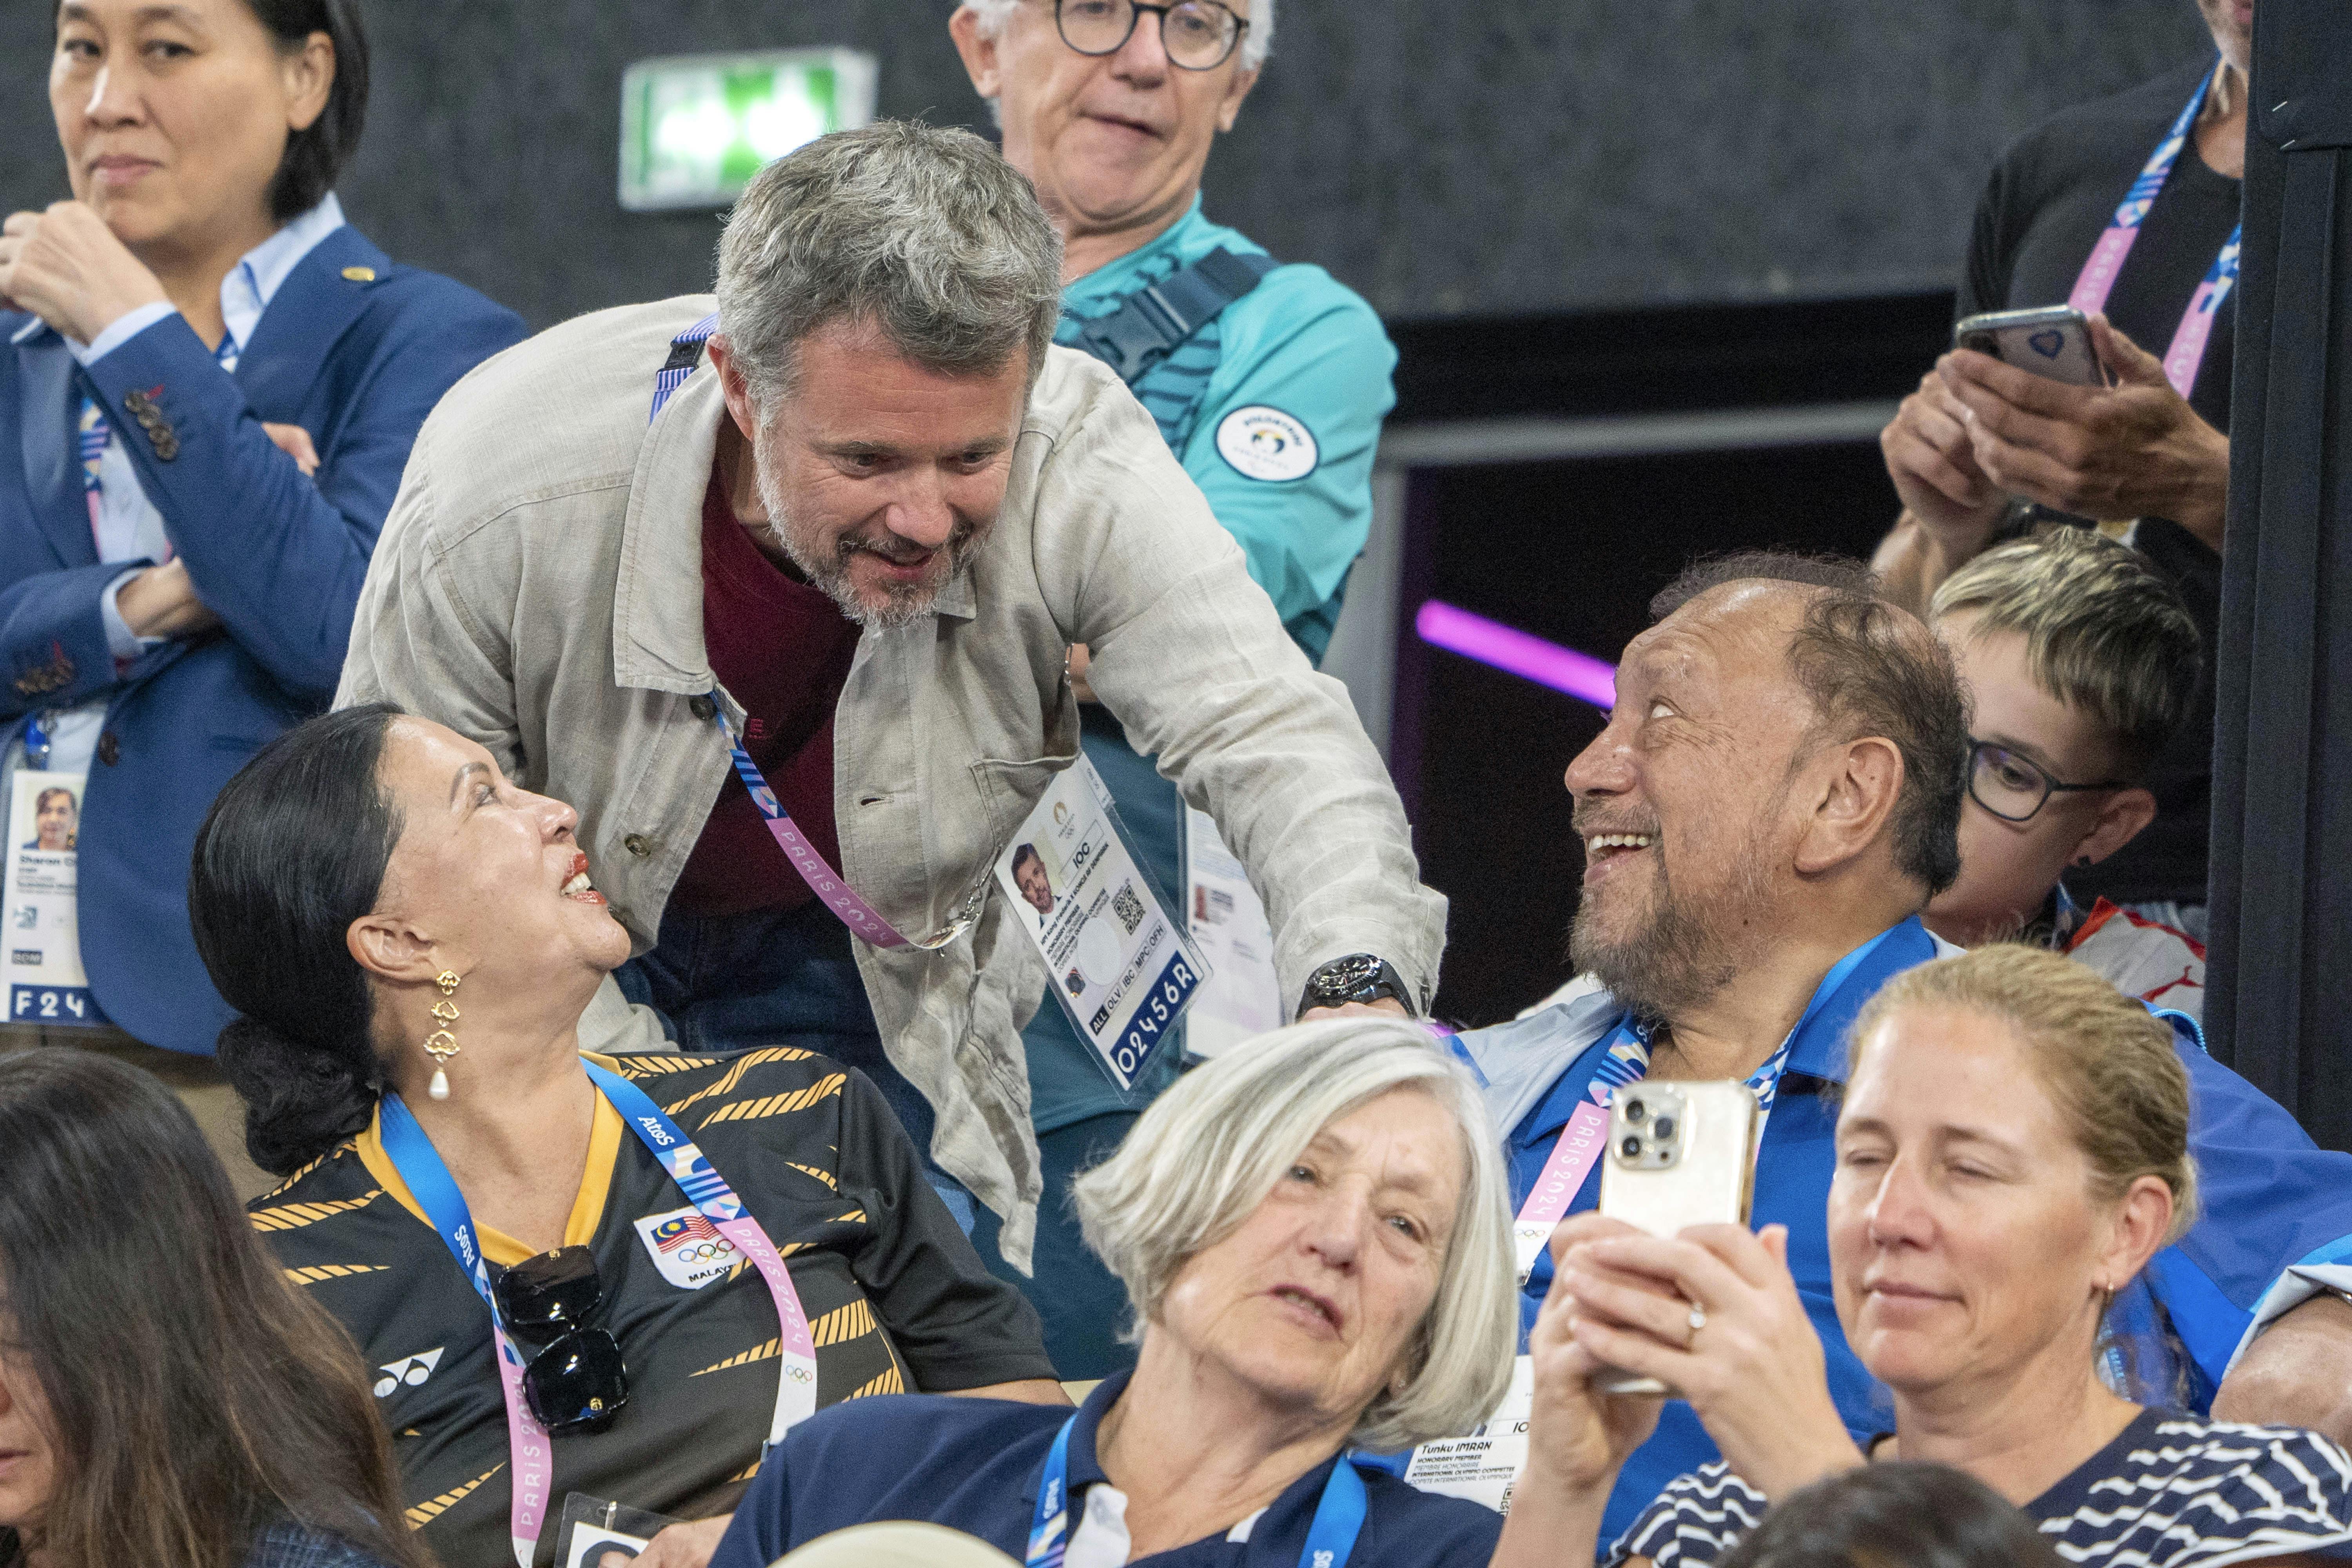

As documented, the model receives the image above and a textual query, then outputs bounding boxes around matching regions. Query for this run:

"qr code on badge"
[1111,880,1146,936]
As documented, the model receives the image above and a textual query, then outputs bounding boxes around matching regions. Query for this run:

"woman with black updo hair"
[191,706,1063,1568]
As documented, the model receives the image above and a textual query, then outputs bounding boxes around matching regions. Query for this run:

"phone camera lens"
[1619,1136,1642,1158]
[1651,1116,1676,1140]
[1624,1100,1647,1123]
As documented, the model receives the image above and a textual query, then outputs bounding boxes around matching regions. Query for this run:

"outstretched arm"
[2216,1292,2352,1446]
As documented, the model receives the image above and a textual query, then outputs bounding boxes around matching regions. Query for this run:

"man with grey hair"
[949,0,1402,1376]
[337,123,1443,1285]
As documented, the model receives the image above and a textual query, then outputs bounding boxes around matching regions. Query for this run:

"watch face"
[1314,955,1384,1004]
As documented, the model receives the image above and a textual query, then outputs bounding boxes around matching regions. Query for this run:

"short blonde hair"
[1849,945,2199,1244]
[1072,1019,1515,1452]
[960,0,1276,72]
[1931,526,2201,777]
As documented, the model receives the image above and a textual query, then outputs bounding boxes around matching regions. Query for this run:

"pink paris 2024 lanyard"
[647,313,949,951]
[2067,58,2243,400]
[379,1062,818,1567]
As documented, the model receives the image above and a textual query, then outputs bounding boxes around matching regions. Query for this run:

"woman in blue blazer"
[0,0,524,1052]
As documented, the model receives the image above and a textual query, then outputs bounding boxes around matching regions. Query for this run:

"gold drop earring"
[424,970,461,1101]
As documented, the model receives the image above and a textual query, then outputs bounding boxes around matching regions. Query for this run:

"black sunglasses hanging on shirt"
[494,1245,630,1433]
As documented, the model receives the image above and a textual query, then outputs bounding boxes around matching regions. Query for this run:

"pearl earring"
[423,970,462,1101]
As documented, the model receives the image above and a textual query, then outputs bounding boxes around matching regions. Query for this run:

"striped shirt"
[1612,1410,2352,1568]
[251,1049,1052,1568]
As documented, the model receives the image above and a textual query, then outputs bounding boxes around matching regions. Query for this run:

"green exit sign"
[620,49,878,212]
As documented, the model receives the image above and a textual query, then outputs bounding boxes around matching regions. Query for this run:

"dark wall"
[3,1,2208,329]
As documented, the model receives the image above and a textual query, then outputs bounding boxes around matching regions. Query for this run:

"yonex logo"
[374,1347,444,1397]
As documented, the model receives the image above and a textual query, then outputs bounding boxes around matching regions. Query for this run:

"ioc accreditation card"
[995,755,1207,1091]
[1400,1355,1535,1513]
[3,769,103,1028]
[1181,805,1285,1060]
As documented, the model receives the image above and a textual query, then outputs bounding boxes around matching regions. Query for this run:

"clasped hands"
[1519,1214,1864,1506]
[1880,312,2230,556]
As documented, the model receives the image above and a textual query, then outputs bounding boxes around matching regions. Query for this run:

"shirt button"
[96,733,120,767]
[624,834,653,858]
[689,696,717,721]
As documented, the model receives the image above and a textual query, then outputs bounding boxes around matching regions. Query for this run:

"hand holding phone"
[1590,1082,1759,1395]
[1952,305,2109,388]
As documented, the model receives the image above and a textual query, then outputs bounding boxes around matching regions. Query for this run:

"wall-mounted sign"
[619,49,878,212]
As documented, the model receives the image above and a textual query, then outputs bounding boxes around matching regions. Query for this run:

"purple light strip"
[1413,599,1617,711]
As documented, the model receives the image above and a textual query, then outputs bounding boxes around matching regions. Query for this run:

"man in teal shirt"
[952,0,1401,1373]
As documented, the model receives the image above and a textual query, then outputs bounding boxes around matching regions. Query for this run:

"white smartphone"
[1591,1080,1760,1396]
[1953,305,2109,388]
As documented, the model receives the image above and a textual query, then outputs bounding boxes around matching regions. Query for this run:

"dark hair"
[1012,844,1043,875]
[189,704,405,1176]
[54,0,370,221]
[0,1052,427,1568]
[1716,1462,2062,1568]
[1651,550,1970,898]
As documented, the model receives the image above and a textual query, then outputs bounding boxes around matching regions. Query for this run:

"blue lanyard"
[1026,1415,1369,1568]
[1589,920,1904,1122]
[582,1060,752,1218]
[379,1092,503,1308]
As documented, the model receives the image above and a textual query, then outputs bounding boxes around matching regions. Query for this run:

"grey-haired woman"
[711,1018,1521,1568]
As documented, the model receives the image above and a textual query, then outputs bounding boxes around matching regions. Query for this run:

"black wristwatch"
[1300,954,1417,1016]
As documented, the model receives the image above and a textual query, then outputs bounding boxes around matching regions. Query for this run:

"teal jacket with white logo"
[1056,197,1397,663]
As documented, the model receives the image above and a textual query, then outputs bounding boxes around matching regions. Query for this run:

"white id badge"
[996,755,1208,1091]
[2,770,102,1029]
[1180,805,1284,1061]
[1400,1354,1535,1513]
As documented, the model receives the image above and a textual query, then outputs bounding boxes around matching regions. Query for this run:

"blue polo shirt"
[1447,917,2352,1550]
[709,1371,1503,1568]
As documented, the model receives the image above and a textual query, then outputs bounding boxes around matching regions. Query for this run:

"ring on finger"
[1686,1301,1708,1342]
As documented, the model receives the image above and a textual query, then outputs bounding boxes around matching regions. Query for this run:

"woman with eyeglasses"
[189,707,1065,1568]
[0,1050,428,1568]
[1919,529,2209,1018]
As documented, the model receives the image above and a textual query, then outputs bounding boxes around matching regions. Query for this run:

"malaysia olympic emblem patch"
[634,1204,742,1290]
[1216,406,1319,483]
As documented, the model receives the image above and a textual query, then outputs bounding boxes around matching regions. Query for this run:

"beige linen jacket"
[337,296,1445,1268]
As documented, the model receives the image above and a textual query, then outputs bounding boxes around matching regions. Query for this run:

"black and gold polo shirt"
[250,1049,1053,1568]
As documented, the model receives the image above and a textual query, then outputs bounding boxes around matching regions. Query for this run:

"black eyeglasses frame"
[1964,738,2134,825]
[1053,0,1250,71]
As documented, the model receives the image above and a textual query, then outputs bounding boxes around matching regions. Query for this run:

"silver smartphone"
[1953,305,2108,388]
[1591,1080,1761,1396]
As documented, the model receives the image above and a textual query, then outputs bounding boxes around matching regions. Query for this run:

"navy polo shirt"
[710,1371,1504,1568]
[1478,917,2352,1551]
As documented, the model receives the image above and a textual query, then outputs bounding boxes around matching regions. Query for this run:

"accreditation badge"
[995,755,1208,1091]
[2,769,103,1029]
[1180,805,1285,1060]
[1400,1354,1535,1514]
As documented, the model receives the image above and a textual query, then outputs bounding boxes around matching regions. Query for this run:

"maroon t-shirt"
[668,468,862,917]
